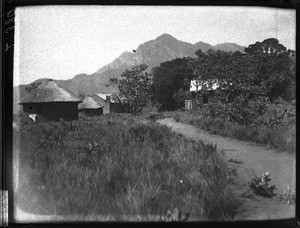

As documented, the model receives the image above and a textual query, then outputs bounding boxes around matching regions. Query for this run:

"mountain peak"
[155,33,177,42]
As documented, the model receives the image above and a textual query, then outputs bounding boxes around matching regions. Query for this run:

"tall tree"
[244,38,295,101]
[108,64,152,114]
[152,57,194,110]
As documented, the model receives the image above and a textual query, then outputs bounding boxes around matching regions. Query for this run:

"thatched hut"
[19,79,81,121]
[78,96,104,116]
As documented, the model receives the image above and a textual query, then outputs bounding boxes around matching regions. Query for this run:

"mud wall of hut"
[79,108,103,116]
[22,103,41,114]
[109,103,122,113]
[40,102,78,121]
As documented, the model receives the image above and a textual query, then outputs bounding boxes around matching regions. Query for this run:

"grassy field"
[165,110,296,154]
[15,113,241,221]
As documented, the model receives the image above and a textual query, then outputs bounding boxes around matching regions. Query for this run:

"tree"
[25,82,41,94]
[192,49,255,101]
[192,38,295,102]
[244,38,295,101]
[108,64,152,114]
[152,57,194,111]
[245,38,287,55]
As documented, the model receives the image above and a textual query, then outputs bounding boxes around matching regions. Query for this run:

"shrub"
[249,172,277,197]
[254,100,295,128]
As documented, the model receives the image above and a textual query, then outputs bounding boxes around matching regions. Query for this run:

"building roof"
[91,94,107,106]
[78,96,104,109]
[94,93,121,104]
[95,93,111,100]
[19,80,81,104]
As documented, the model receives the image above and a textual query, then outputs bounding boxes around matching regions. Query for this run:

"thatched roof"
[19,80,81,104]
[78,96,104,110]
[91,94,107,107]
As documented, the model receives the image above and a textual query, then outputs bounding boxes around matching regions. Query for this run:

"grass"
[15,113,242,221]
[164,111,296,154]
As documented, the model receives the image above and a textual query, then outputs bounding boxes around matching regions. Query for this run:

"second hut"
[78,95,104,116]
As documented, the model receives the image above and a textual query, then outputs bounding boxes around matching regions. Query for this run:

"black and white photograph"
[12,5,296,222]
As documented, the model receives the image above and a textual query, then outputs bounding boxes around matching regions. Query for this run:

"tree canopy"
[112,38,295,112]
[191,39,295,102]
[151,58,194,110]
[244,38,287,55]
[108,64,152,114]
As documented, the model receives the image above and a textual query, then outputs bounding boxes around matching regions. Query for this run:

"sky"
[14,6,296,86]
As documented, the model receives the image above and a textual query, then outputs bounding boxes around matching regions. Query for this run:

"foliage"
[244,38,287,55]
[164,110,296,153]
[141,103,164,121]
[18,114,241,220]
[199,95,270,125]
[249,172,277,197]
[191,38,295,102]
[108,64,153,114]
[254,98,295,128]
[152,58,194,111]
[25,82,41,94]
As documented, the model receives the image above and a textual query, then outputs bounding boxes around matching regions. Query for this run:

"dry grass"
[15,113,242,221]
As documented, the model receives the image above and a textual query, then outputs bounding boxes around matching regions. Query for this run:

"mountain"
[212,42,246,53]
[14,34,246,114]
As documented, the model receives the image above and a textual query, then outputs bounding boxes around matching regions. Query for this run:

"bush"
[249,172,277,197]
[199,95,270,125]
[254,100,295,128]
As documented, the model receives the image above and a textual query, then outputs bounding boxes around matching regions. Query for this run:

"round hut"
[78,96,104,116]
[19,79,81,121]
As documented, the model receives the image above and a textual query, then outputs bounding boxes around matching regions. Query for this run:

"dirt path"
[157,118,295,220]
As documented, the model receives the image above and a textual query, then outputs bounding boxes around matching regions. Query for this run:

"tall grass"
[17,114,241,221]
[165,111,296,153]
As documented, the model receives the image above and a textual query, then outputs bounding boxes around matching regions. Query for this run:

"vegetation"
[164,105,295,154]
[151,58,194,111]
[249,172,277,198]
[108,64,153,114]
[17,114,242,220]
